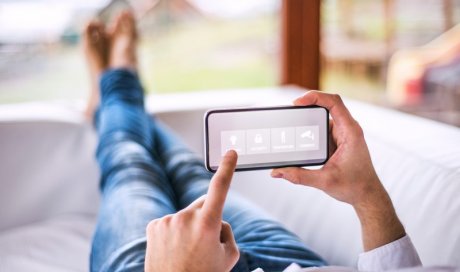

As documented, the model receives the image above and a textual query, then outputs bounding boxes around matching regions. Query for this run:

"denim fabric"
[90,69,327,272]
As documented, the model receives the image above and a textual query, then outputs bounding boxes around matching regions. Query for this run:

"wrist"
[353,183,392,217]
[352,182,406,251]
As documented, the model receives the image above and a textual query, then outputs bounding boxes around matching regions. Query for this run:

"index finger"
[202,150,237,223]
[294,91,355,127]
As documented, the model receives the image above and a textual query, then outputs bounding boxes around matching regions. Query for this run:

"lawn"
[138,15,279,93]
[0,12,386,105]
[0,15,279,104]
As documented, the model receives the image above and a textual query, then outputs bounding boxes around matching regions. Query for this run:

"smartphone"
[204,105,329,172]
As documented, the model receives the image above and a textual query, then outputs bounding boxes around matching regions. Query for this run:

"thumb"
[220,221,239,264]
[271,167,326,190]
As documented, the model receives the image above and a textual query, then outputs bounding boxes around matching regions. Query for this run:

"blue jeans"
[90,69,326,272]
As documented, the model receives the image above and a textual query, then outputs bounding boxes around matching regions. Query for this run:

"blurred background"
[0,0,459,126]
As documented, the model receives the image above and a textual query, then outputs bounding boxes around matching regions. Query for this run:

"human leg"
[86,13,177,272]
[83,21,108,119]
[91,69,178,272]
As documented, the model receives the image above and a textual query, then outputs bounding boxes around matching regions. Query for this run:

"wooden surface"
[280,0,321,90]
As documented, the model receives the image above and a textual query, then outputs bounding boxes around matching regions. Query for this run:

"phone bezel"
[204,105,329,172]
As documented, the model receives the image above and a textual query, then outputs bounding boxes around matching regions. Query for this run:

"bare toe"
[83,20,109,120]
[117,11,137,38]
[109,10,138,70]
[84,21,108,71]
[86,22,102,45]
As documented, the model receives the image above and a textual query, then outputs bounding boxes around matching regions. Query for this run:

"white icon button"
[230,135,238,145]
[271,127,295,153]
[300,130,314,140]
[246,129,270,154]
[296,126,319,151]
[221,130,246,155]
[254,134,263,144]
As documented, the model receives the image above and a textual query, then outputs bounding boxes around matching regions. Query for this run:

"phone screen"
[204,106,329,172]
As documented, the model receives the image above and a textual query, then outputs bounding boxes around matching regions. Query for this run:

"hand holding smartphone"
[204,106,329,172]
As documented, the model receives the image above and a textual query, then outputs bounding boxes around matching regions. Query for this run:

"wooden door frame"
[280,0,321,90]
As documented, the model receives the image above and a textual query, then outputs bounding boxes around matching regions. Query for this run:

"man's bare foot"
[108,11,138,71]
[83,21,109,119]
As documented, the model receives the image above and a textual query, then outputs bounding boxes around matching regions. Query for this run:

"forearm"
[354,183,406,252]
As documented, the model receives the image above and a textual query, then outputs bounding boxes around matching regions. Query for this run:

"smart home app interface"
[206,107,328,171]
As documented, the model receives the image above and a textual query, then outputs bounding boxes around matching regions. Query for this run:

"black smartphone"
[204,105,329,172]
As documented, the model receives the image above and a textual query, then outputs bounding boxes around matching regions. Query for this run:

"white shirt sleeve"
[357,235,422,271]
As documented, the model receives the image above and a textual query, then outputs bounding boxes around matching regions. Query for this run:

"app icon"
[230,135,238,145]
[221,130,246,155]
[254,134,263,144]
[246,129,270,154]
[271,127,295,153]
[296,126,319,151]
[300,130,314,140]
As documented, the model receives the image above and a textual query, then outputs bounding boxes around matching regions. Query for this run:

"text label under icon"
[221,130,246,155]
[271,127,295,153]
[246,129,270,154]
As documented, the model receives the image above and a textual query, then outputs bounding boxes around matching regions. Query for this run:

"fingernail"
[271,171,283,178]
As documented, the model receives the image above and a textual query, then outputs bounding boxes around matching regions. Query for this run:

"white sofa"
[1,88,459,271]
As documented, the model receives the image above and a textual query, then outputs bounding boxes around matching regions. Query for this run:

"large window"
[0,0,280,103]
[321,0,460,126]
[1,0,459,126]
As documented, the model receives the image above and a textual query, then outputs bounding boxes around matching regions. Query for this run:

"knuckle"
[230,247,240,262]
[306,90,317,97]
[199,215,214,229]
[162,214,173,223]
[291,177,301,185]
[146,221,155,232]
[308,90,320,101]
[356,122,364,134]
[199,216,217,233]
[351,121,364,138]
[146,219,159,234]
[222,221,232,232]
[153,214,173,230]
[287,172,302,185]
[171,213,185,227]
[331,94,343,104]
